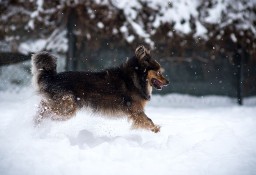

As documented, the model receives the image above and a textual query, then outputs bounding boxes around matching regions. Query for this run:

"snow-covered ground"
[0,88,256,175]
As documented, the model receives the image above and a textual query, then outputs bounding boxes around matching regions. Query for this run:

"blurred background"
[0,0,255,105]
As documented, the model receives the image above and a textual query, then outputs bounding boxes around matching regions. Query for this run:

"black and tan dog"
[32,46,169,133]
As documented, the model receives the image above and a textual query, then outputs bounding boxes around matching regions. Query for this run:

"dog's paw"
[151,125,161,133]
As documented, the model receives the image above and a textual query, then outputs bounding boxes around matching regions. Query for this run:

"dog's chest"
[147,82,153,96]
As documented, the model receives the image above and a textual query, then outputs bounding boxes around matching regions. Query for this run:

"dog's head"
[135,45,169,90]
[147,69,169,90]
[135,45,161,71]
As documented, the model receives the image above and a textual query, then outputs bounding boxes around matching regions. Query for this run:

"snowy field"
[0,88,256,175]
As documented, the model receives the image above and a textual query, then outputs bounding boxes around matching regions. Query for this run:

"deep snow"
[0,89,256,175]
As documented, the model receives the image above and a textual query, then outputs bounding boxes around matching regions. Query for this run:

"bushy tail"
[31,51,57,91]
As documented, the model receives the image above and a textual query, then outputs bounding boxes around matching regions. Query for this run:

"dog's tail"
[31,51,57,91]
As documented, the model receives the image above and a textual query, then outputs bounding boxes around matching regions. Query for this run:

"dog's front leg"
[130,112,160,133]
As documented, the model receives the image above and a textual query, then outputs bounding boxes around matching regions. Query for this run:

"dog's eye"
[157,71,160,76]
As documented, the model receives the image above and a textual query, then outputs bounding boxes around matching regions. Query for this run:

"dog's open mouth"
[151,78,165,90]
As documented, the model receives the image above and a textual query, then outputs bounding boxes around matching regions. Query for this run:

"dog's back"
[31,52,134,116]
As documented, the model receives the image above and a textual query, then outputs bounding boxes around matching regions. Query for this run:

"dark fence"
[68,45,256,105]
[0,48,255,105]
[0,53,66,93]
[0,59,31,93]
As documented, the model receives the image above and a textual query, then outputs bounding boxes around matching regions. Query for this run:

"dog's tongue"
[152,79,163,90]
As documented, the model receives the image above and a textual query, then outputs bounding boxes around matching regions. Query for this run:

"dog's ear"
[135,45,150,60]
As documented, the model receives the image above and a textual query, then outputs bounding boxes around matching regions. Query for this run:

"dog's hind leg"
[129,112,160,133]
[34,100,52,125]
[34,94,77,125]
[49,93,77,121]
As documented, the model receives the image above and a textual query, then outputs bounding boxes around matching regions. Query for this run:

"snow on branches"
[0,0,255,53]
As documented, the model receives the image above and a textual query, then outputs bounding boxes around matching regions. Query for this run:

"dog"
[32,45,169,133]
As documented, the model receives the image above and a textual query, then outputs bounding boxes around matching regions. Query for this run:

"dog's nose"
[165,80,170,86]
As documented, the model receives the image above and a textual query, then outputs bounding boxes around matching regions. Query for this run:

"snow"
[230,33,237,43]
[204,0,225,24]
[203,0,256,35]
[195,21,208,39]
[27,0,44,30]
[19,39,47,54]
[97,22,104,29]
[0,88,256,175]
[18,29,67,54]
[110,0,202,46]
[110,0,256,44]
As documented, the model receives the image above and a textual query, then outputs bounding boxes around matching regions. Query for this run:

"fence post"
[235,45,243,105]
[66,8,77,71]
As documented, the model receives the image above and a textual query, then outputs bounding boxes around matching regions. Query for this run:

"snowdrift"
[0,89,256,175]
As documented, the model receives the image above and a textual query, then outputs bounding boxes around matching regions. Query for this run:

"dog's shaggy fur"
[32,46,169,133]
